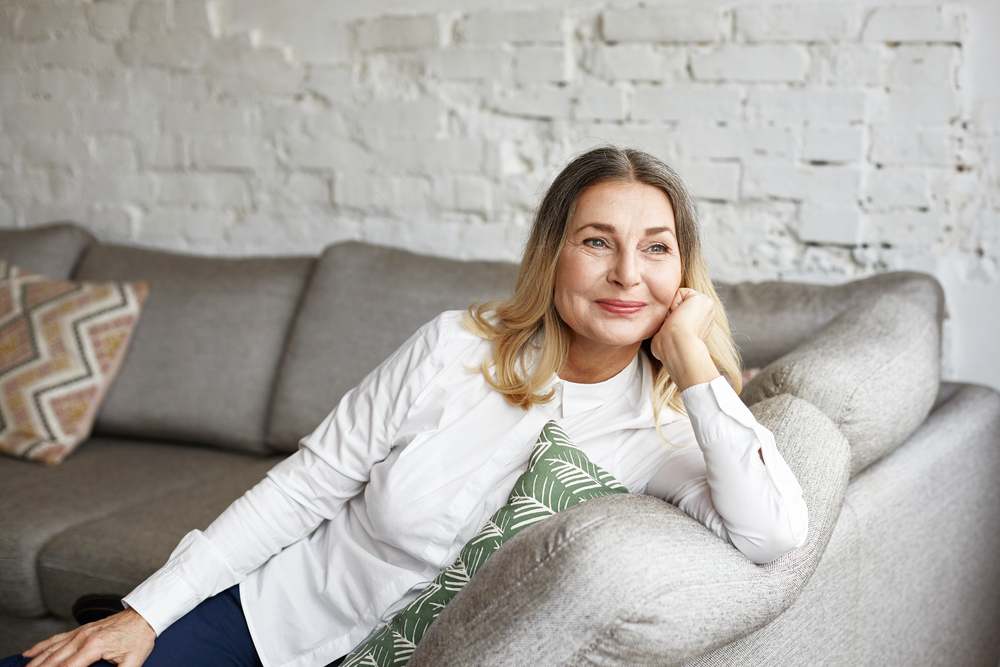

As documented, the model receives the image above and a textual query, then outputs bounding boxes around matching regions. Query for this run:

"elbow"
[732,505,809,565]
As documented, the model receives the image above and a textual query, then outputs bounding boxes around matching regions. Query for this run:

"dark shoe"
[71,594,125,625]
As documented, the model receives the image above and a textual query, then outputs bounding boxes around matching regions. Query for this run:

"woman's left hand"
[649,288,721,391]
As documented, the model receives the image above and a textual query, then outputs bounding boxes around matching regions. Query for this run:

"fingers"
[23,631,71,658]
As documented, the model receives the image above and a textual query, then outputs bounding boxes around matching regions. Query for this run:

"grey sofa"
[1,222,998,666]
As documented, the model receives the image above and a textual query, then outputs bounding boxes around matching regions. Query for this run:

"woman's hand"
[23,609,155,667]
[649,288,721,392]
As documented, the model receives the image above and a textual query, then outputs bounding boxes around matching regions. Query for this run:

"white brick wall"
[0,0,997,391]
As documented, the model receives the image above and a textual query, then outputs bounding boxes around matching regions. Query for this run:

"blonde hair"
[465,146,742,426]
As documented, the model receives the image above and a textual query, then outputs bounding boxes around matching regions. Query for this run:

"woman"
[13,147,807,667]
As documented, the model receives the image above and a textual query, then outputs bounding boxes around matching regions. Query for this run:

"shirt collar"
[556,354,641,418]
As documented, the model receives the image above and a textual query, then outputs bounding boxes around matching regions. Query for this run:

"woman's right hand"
[23,608,155,667]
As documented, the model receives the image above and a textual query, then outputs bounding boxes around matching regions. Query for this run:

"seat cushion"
[75,244,315,453]
[0,436,281,617]
[267,242,518,451]
[36,446,278,618]
[0,222,93,279]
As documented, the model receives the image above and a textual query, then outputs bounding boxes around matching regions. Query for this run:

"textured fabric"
[742,289,941,476]
[266,242,519,451]
[718,272,944,370]
[0,262,148,464]
[342,421,628,667]
[0,223,93,280]
[74,244,314,453]
[124,312,804,667]
[0,437,279,618]
[408,393,850,667]
[685,383,1000,667]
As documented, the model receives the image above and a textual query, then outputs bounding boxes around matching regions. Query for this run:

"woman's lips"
[596,299,645,315]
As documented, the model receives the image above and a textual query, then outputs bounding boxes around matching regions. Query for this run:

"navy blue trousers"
[2,587,264,667]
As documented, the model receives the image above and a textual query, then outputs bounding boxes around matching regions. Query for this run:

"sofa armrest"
[409,394,850,667]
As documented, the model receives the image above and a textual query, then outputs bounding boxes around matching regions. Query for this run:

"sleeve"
[122,315,452,634]
[644,376,808,565]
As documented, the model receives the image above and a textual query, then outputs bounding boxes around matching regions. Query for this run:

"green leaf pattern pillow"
[340,420,629,667]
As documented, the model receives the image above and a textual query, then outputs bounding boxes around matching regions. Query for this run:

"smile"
[595,299,646,315]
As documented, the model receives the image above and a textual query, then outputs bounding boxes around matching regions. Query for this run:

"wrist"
[654,332,719,392]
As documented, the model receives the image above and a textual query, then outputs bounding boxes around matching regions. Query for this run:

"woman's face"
[553,180,682,361]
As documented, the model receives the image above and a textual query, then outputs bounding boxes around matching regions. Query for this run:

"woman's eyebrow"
[646,226,676,238]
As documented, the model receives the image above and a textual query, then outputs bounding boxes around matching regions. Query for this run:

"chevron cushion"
[0,262,148,464]
[340,420,629,667]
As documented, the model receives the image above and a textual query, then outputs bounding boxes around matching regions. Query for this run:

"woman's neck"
[558,340,641,384]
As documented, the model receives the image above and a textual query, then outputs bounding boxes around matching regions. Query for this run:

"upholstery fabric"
[0,223,93,280]
[74,245,314,454]
[266,242,518,451]
[742,289,941,477]
[343,420,628,667]
[719,272,944,370]
[685,383,1000,666]
[409,393,851,667]
[0,437,280,618]
[0,262,148,464]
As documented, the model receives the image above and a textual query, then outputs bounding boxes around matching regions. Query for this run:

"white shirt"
[124,311,807,667]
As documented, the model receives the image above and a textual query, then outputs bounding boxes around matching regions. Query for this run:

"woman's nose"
[608,251,640,287]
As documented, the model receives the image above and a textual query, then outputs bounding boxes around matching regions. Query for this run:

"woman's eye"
[648,243,670,254]
[583,238,607,248]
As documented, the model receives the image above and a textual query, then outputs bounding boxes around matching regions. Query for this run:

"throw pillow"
[0,261,148,464]
[340,420,629,667]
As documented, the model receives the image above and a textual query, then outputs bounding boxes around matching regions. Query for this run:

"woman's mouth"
[596,299,645,315]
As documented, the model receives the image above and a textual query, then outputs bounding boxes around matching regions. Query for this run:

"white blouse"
[124,311,807,667]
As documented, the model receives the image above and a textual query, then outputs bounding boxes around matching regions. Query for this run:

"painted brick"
[683,162,740,201]
[427,48,507,80]
[357,99,441,137]
[80,172,157,204]
[127,69,173,104]
[744,162,860,205]
[866,169,930,209]
[158,173,249,207]
[678,125,797,161]
[335,170,392,209]
[592,44,685,82]
[451,175,493,213]
[120,33,210,69]
[870,127,951,166]
[602,8,721,43]
[576,85,625,121]
[285,173,332,206]
[163,105,255,135]
[376,138,485,173]
[22,37,117,69]
[16,5,88,39]
[0,137,13,166]
[27,69,92,101]
[87,4,131,41]
[145,208,235,243]
[691,45,809,83]
[460,10,563,44]
[0,73,22,103]
[861,211,941,245]
[801,127,864,163]
[491,87,573,119]
[192,137,271,170]
[90,135,137,169]
[513,46,566,84]
[19,136,90,167]
[876,88,961,124]
[799,203,863,245]
[173,0,212,35]
[78,103,157,134]
[357,15,439,52]
[736,4,861,42]
[746,89,866,123]
[391,176,431,210]
[2,102,73,134]
[284,21,350,64]
[284,136,375,172]
[139,137,182,169]
[815,44,882,86]
[26,203,86,226]
[887,45,959,87]
[130,1,169,34]
[863,6,965,43]
[307,66,353,98]
[633,86,742,122]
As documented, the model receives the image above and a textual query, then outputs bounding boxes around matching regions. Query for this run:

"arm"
[645,288,808,564]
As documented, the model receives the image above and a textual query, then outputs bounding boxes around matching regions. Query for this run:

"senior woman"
[12,146,807,667]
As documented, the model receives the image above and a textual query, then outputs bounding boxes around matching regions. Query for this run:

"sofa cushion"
[267,242,518,452]
[409,394,851,667]
[345,420,628,667]
[719,272,944,370]
[36,448,278,619]
[741,284,942,477]
[0,223,93,280]
[0,262,148,464]
[0,436,281,618]
[74,245,314,454]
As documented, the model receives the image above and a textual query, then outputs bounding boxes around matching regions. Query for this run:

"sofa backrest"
[266,242,520,452]
[75,244,315,454]
[0,222,93,279]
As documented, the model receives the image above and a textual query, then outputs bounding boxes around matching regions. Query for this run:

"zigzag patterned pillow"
[0,261,148,464]
[340,420,629,667]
